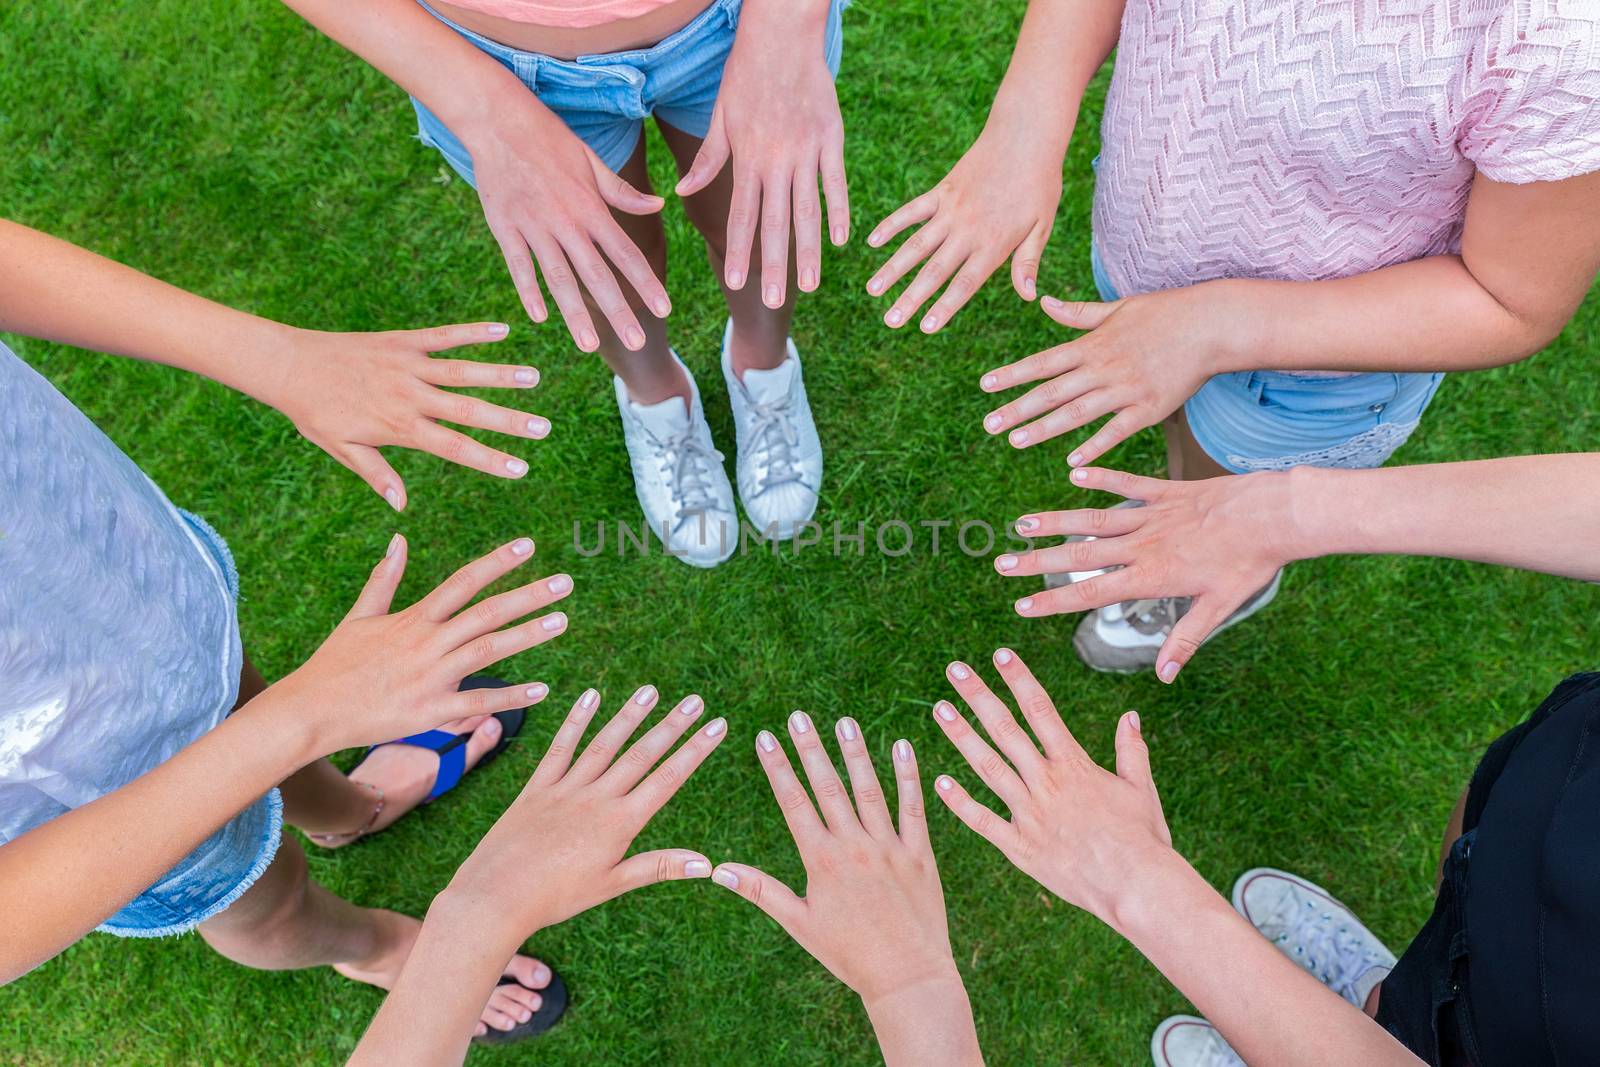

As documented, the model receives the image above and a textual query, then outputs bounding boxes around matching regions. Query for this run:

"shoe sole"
[1074,570,1282,675]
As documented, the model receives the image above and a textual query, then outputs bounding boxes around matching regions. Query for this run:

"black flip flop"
[472,969,569,1046]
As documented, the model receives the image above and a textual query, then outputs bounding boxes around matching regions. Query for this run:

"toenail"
[533,963,550,984]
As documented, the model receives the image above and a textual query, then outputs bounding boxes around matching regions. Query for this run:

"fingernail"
[487,322,510,338]
[1016,516,1038,533]
[540,612,567,632]
[831,225,847,245]
[789,710,812,734]
[547,574,572,594]
[727,269,745,289]
[838,717,858,741]
[1024,277,1037,298]
[867,230,883,247]
[685,859,711,877]
[386,533,402,557]
[1010,429,1030,447]
[526,683,548,701]
[995,648,1014,666]
[894,739,911,763]
[921,315,940,333]
[679,694,704,717]
[704,717,726,737]
[936,775,954,793]
[867,278,884,295]
[948,662,971,681]
[1160,662,1180,683]
[801,267,817,290]
[1017,597,1034,613]
[384,487,402,510]
[982,373,998,390]
[885,308,904,327]
[581,688,599,710]
[527,417,550,437]
[506,458,528,476]
[625,326,646,350]
[511,538,534,556]
[532,963,551,984]
[1068,452,1084,466]
[934,701,957,722]
[514,367,538,385]
[653,298,671,317]
[635,685,657,705]
[764,283,781,307]
[713,867,739,889]
[1128,710,1142,731]
[1071,468,1089,483]
[757,729,777,753]
[580,328,600,351]
[1042,295,1063,310]
[984,414,1003,433]
[996,554,1018,572]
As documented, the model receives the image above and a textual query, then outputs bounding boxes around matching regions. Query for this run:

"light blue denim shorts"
[1089,244,1445,473]
[98,510,283,939]
[414,0,846,179]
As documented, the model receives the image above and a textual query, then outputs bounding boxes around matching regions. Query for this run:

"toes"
[504,953,552,989]
[480,1005,520,1032]
[499,983,543,1012]
[463,716,504,768]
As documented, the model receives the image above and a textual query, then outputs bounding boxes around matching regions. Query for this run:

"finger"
[885,244,967,330]
[891,738,929,851]
[340,443,407,512]
[919,254,1001,334]
[413,419,530,480]
[527,233,600,353]
[723,160,760,291]
[421,358,540,391]
[708,862,806,930]
[438,571,573,648]
[758,170,793,309]
[820,135,849,246]
[1067,409,1148,468]
[345,533,408,620]
[441,608,568,679]
[409,321,513,353]
[532,688,602,784]
[608,849,714,896]
[834,718,894,840]
[1010,505,1147,541]
[567,685,659,783]
[755,726,826,849]
[1065,466,1172,503]
[414,537,537,622]
[1010,220,1051,302]
[600,693,705,794]
[944,661,1047,777]
[559,231,646,352]
[932,774,1021,854]
[982,367,1095,435]
[788,710,858,834]
[488,224,549,325]
[594,220,671,319]
[1007,390,1118,450]
[793,161,823,293]
[979,343,1074,393]
[588,151,667,216]
[929,698,1028,809]
[423,389,550,441]
[1114,710,1157,796]
[989,648,1084,762]
[444,679,549,720]
[1041,294,1121,330]
[866,221,947,305]
[866,189,938,250]
[994,536,1130,579]
[1015,567,1141,618]
[629,713,729,819]
[1156,594,1240,684]
[674,112,731,198]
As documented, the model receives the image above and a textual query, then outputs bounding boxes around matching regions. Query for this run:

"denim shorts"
[1089,243,1444,473]
[414,0,847,178]
[98,510,283,939]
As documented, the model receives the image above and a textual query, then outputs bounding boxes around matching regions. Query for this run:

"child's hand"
[675,2,849,306]
[446,685,728,934]
[867,124,1063,333]
[998,468,1298,680]
[979,281,1246,466]
[932,650,1173,923]
[268,323,552,510]
[710,713,960,1007]
[465,100,670,352]
[268,534,571,754]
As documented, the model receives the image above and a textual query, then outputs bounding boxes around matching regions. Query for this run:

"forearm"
[1111,851,1419,1067]
[0,219,297,401]
[0,696,317,983]
[864,974,984,1067]
[985,0,1123,164]
[1283,455,1600,581]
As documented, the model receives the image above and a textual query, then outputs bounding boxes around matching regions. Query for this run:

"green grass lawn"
[3,2,1598,1063]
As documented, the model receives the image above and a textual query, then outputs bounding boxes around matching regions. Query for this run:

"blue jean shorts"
[1089,244,1445,473]
[98,509,283,939]
[414,0,846,179]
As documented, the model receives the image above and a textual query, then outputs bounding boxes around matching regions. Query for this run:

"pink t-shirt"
[441,0,681,29]
[1093,0,1600,299]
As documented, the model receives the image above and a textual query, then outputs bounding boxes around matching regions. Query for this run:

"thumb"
[589,151,665,216]
[346,533,407,621]
[1113,710,1156,795]
[709,862,806,930]
[340,443,407,512]
[1041,294,1120,331]
[674,113,731,198]
[1010,220,1052,302]
[1155,594,1237,683]
[609,849,714,895]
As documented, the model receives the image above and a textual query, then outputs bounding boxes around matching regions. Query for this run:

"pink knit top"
[440,0,681,29]
[1093,0,1600,299]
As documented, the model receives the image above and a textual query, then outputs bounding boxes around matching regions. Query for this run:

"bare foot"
[333,909,552,1036]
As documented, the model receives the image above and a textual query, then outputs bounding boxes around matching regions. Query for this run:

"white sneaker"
[1232,867,1395,1009]
[720,320,822,540]
[1072,570,1282,675]
[613,354,737,569]
[1151,1015,1243,1067]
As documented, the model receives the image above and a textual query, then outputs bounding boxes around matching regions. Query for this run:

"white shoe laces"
[745,395,803,493]
[1280,902,1385,1002]
[651,428,724,531]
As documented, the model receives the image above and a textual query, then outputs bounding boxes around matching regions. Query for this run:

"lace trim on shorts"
[1227,418,1422,472]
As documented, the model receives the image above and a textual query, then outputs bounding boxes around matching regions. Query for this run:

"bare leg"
[656,120,797,375]
[1162,408,1232,481]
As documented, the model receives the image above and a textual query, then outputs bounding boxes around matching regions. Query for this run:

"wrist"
[1193,279,1268,377]
[1279,465,1343,562]
[1099,844,1196,941]
[228,682,327,773]
[862,970,982,1067]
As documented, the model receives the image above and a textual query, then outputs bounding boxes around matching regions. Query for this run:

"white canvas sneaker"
[720,320,822,540]
[612,354,737,569]
[1151,1015,1244,1067]
[1232,867,1396,1009]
